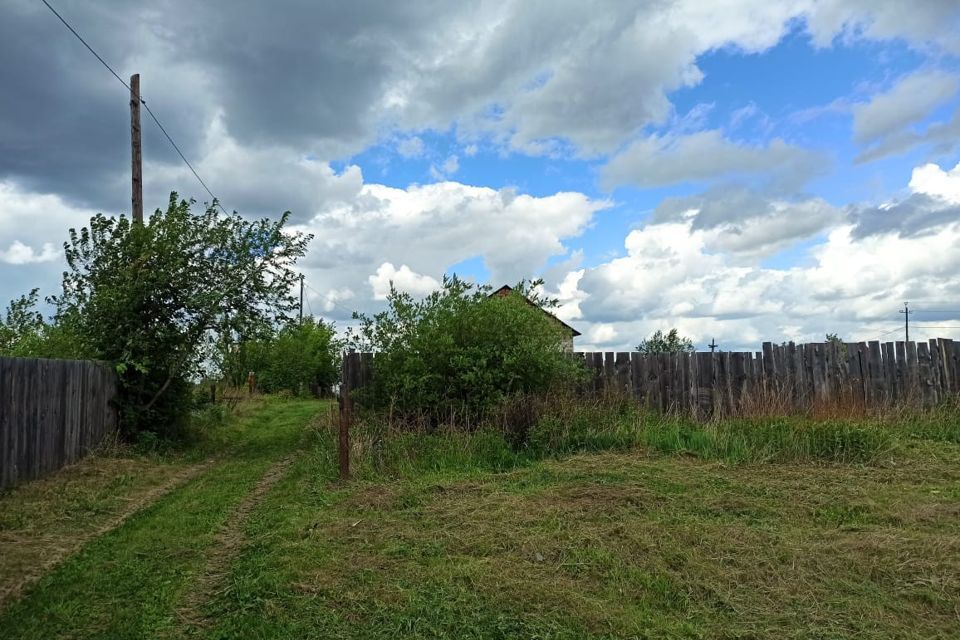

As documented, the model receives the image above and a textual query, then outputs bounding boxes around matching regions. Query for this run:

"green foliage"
[0,289,85,359]
[49,193,311,439]
[352,276,582,422]
[0,289,44,355]
[222,318,342,395]
[825,332,843,344]
[636,328,695,354]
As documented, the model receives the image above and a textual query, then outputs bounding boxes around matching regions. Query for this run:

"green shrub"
[352,277,583,423]
[44,194,310,440]
[222,318,341,396]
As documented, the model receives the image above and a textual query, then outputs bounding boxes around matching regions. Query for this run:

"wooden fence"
[0,357,118,489]
[341,338,960,418]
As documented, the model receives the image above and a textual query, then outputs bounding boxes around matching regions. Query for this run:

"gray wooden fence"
[341,338,960,418]
[0,357,118,489]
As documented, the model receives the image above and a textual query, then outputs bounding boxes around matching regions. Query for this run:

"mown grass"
[0,444,195,606]
[3,395,959,639]
[0,397,325,639]
[0,395,276,605]
[189,419,960,640]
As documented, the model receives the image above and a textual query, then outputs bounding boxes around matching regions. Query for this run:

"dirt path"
[0,460,213,611]
[174,455,298,632]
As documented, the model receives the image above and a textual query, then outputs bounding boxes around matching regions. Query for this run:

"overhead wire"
[303,281,355,316]
[39,0,130,90]
[875,327,902,339]
[35,0,960,338]
[39,0,229,213]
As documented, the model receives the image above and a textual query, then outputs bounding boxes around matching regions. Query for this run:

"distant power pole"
[708,338,718,353]
[899,302,913,342]
[130,73,143,224]
[299,274,305,323]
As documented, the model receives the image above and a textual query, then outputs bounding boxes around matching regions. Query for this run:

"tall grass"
[884,396,960,443]
[641,416,894,464]
[321,389,960,480]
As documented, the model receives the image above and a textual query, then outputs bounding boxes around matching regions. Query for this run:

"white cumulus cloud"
[0,241,59,265]
[369,262,441,300]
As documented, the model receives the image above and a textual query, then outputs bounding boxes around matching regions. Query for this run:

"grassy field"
[1,398,958,639]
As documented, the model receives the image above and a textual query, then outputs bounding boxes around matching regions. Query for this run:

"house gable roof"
[489,285,582,337]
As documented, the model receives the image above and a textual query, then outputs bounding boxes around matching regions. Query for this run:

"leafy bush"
[46,193,310,440]
[636,328,695,354]
[222,318,341,396]
[0,290,86,359]
[352,277,583,423]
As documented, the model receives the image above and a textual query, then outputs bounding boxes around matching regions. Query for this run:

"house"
[489,285,581,351]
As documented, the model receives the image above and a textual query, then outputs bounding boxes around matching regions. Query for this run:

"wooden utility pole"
[900,302,913,342]
[130,73,143,224]
[299,274,305,323]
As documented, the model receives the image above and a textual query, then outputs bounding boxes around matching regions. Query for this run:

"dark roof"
[489,285,581,337]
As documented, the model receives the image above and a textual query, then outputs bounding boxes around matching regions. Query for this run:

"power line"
[303,281,355,316]
[140,103,224,211]
[912,326,960,329]
[39,0,130,90]
[39,0,228,213]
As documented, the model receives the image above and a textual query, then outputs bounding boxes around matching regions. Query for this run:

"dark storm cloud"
[3,0,960,219]
[175,1,456,151]
[0,1,210,210]
[0,0,456,212]
[0,1,130,209]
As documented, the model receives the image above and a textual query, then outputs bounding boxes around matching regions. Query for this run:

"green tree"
[222,318,342,395]
[636,328,695,354]
[0,289,45,356]
[352,276,582,422]
[0,289,85,359]
[50,193,311,439]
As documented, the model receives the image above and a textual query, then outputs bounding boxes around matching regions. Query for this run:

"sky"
[2,0,960,351]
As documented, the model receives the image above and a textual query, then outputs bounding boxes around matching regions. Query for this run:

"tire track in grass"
[0,459,214,612]
[0,400,325,640]
[174,454,298,632]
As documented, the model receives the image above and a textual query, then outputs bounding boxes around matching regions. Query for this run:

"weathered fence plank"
[0,357,117,489]
[340,338,960,423]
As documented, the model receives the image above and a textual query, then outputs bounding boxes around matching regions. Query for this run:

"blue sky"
[2,1,960,350]
[343,23,957,282]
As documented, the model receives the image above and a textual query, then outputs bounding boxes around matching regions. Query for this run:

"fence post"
[338,352,353,481]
